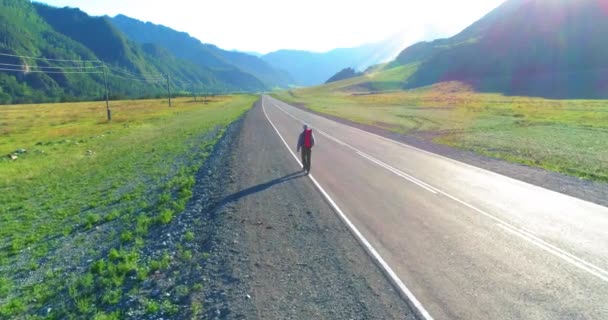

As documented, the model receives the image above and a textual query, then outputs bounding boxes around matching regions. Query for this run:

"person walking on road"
[297,124,315,174]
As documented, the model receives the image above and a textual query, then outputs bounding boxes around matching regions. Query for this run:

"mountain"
[239,51,263,57]
[262,38,403,86]
[394,0,608,98]
[110,14,293,88]
[325,67,361,84]
[0,0,265,104]
[0,0,113,103]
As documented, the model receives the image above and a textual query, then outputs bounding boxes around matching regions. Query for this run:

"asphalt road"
[200,99,415,319]
[260,95,608,320]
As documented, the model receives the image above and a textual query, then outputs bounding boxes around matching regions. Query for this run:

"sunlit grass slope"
[0,95,254,318]
[312,63,419,93]
[273,64,608,182]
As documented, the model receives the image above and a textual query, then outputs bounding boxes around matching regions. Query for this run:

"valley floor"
[1,96,414,319]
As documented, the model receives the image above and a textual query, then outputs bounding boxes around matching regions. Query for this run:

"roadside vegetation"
[0,95,254,318]
[273,64,608,182]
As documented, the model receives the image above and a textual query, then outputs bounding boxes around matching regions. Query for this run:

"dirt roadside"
[197,100,416,319]
[283,100,608,208]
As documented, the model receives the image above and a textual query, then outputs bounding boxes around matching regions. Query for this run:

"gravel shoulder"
[198,99,415,319]
[284,101,608,208]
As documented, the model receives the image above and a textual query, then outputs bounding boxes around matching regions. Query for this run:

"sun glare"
[37,0,505,53]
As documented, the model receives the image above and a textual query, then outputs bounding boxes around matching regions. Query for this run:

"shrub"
[102,289,121,305]
[85,213,101,229]
[91,260,106,274]
[120,231,133,244]
[108,249,121,262]
[0,277,12,298]
[184,231,194,242]
[157,209,174,225]
[105,210,120,222]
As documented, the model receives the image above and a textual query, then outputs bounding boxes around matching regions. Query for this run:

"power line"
[108,70,165,81]
[110,72,165,82]
[0,52,102,63]
[0,51,209,104]
[0,62,103,69]
[0,52,174,82]
[106,65,164,81]
[0,67,102,74]
[107,72,165,83]
[0,52,230,92]
[0,53,163,81]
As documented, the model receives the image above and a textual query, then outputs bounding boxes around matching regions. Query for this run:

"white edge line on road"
[356,151,439,194]
[260,97,435,320]
[267,96,608,212]
[270,100,438,194]
[497,224,608,282]
[266,96,608,284]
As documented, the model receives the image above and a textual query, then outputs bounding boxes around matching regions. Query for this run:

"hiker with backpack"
[297,124,315,174]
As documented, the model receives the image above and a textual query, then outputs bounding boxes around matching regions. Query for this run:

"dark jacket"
[297,129,315,152]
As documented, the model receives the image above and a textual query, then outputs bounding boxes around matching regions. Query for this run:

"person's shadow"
[219,171,306,206]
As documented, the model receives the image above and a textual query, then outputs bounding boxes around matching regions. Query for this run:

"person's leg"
[300,149,306,171]
[304,148,311,172]
[307,148,312,172]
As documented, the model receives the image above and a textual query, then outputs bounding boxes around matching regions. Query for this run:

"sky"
[38,0,505,54]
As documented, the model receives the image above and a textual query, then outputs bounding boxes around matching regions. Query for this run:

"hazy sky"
[38,0,505,54]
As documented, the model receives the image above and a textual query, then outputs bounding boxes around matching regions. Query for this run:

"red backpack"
[304,129,313,148]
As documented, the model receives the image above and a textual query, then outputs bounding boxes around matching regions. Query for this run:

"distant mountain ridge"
[394,0,608,98]
[110,15,293,88]
[262,38,403,86]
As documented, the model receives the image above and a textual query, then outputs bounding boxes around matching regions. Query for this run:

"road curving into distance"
[261,95,608,320]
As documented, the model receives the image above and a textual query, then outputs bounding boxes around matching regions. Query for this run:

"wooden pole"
[166,73,172,107]
[103,65,111,121]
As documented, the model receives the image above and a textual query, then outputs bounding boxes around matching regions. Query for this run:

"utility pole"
[166,73,172,107]
[103,65,111,121]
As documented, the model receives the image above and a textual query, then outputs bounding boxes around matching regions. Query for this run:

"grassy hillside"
[0,95,255,318]
[395,0,608,98]
[0,0,108,103]
[110,14,293,88]
[0,0,265,105]
[306,63,419,93]
[325,67,361,84]
[273,64,608,182]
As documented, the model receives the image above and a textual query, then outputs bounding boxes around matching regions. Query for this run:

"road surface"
[198,99,415,319]
[260,95,608,319]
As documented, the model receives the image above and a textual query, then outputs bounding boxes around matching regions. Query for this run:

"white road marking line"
[266,96,608,284]
[356,151,439,194]
[261,97,435,320]
[271,101,437,194]
[268,97,608,211]
[316,129,348,146]
[497,224,608,282]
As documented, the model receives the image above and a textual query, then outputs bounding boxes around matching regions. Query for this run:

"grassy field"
[0,95,255,318]
[273,65,608,182]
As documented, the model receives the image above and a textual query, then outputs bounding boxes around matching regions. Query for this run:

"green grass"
[0,95,255,317]
[184,231,195,242]
[307,63,419,93]
[1,96,251,252]
[273,66,608,182]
